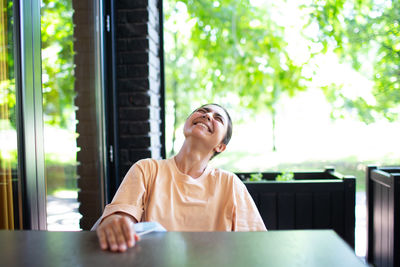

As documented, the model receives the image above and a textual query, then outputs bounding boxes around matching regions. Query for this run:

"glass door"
[1,0,108,230]
[41,0,81,230]
[0,0,21,230]
[41,0,108,230]
[1,0,47,230]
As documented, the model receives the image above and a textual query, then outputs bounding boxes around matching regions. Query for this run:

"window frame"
[13,0,46,229]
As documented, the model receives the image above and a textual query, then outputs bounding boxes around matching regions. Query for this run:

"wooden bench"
[236,168,355,248]
[367,166,400,267]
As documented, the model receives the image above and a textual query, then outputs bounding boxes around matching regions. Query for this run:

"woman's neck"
[174,141,212,178]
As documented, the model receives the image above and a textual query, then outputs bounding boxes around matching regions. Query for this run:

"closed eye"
[196,107,225,124]
[214,115,224,123]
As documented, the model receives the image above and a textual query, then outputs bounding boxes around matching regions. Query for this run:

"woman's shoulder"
[135,157,158,165]
[210,167,242,182]
[133,158,169,172]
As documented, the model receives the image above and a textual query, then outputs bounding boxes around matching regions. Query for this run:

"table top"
[0,230,366,267]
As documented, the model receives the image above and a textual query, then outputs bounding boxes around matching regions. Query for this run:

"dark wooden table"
[0,230,366,267]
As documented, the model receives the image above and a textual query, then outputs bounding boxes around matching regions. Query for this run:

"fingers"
[106,226,120,252]
[96,214,138,252]
[97,228,108,250]
[122,217,137,248]
[110,222,127,252]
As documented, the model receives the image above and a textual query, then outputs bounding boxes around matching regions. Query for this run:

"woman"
[96,104,266,252]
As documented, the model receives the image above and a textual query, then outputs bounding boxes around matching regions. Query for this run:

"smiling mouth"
[194,122,212,133]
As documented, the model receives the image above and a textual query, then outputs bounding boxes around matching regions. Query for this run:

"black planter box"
[236,168,356,248]
[366,165,400,267]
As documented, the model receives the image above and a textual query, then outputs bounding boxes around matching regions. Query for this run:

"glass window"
[41,0,81,230]
[42,0,106,230]
[0,0,22,230]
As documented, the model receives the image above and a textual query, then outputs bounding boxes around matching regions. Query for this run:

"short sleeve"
[101,160,149,222]
[232,177,267,231]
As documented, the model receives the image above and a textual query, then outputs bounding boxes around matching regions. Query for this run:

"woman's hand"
[96,212,140,252]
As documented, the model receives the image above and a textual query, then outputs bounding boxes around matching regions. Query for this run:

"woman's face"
[183,105,229,152]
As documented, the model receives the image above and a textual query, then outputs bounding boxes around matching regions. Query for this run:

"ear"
[214,143,227,154]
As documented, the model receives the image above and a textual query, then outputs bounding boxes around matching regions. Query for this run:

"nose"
[202,113,211,121]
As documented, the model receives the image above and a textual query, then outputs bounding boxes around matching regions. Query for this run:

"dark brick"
[80,216,99,230]
[78,145,100,156]
[126,38,149,51]
[78,190,101,201]
[120,149,130,163]
[72,0,90,10]
[117,52,148,65]
[114,0,163,184]
[116,0,148,9]
[77,175,100,189]
[117,78,149,92]
[127,65,149,78]
[116,65,127,78]
[73,24,93,39]
[75,94,95,109]
[117,23,148,38]
[74,80,95,95]
[116,10,127,24]
[119,121,151,135]
[76,108,96,121]
[77,137,97,150]
[72,10,92,25]
[129,149,152,161]
[119,92,150,107]
[117,39,127,51]
[119,107,150,120]
[126,10,149,23]
[74,39,95,54]
[76,122,97,136]
[119,136,151,149]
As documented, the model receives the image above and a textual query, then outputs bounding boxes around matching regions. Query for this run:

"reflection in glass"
[0,0,21,230]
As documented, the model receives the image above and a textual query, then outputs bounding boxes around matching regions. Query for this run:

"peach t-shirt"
[101,158,266,231]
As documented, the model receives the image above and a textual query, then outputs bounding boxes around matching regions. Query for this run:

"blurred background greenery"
[164,0,400,192]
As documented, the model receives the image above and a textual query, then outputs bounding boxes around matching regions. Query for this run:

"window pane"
[41,0,81,230]
[0,0,22,230]
[42,0,105,230]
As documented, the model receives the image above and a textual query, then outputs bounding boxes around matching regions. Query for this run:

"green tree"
[164,0,311,152]
[0,1,16,128]
[1,0,75,131]
[41,0,75,129]
[164,2,204,155]
[306,0,400,123]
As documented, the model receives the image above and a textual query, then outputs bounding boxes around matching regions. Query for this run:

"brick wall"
[115,0,164,178]
[75,0,164,230]
[73,0,104,230]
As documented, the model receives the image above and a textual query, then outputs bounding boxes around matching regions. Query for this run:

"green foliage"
[2,1,75,130]
[248,172,262,181]
[305,0,400,123]
[1,1,16,128]
[164,0,311,153]
[178,0,309,108]
[165,0,399,155]
[275,172,294,181]
[41,0,75,129]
